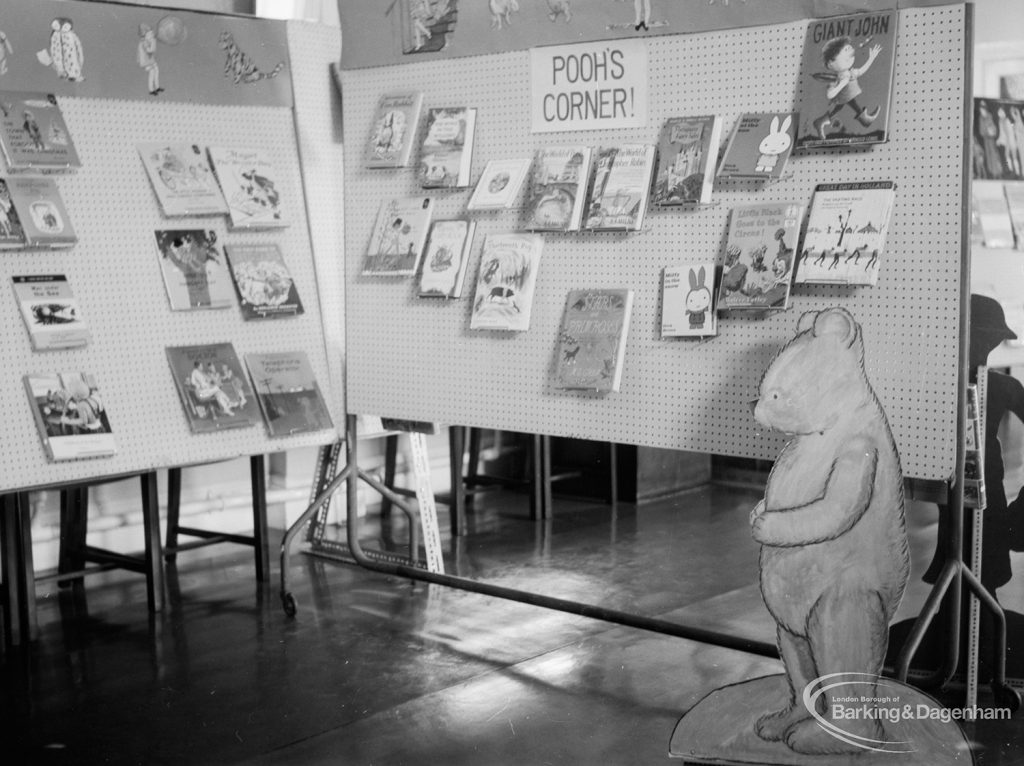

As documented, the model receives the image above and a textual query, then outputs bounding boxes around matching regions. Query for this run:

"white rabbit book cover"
[717,112,796,180]
[661,264,717,338]
[554,288,634,392]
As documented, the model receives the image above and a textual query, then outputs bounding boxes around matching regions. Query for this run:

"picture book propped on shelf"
[717,113,796,180]
[653,116,723,206]
[365,91,424,169]
[661,265,718,338]
[225,243,304,319]
[467,158,531,211]
[417,106,476,189]
[6,176,76,247]
[554,288,634,393]
[0,92,80,171]
[974,98,1024,181]
[208,146,287,229]
[363,196,434,276]
[13,274,90,350]
[245,351,334,436]
[418,219,476,298]
[137,143,229,216]
[24,372,116,461]
[154,229,234,310]
[166,343,259,433]
[795,181,896,286]
[524,146,593,232]
[0,179,26,249]
[583,144,657,231]
[718,202,804,311]
[469,232,543,332]
[794,10,898,149]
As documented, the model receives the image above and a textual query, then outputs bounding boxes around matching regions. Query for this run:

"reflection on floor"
[2,483,1024,764]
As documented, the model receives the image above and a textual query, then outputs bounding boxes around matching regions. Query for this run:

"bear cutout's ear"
[813,307,858,347]
[796,310,817,334]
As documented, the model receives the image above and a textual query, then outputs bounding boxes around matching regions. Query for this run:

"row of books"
[25,347,334,462]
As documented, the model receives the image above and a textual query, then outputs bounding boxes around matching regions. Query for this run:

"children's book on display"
[224,243,304,319]
[973,98,1024,181]
[583,144,657,231]
[717,113,797,180]
[469,232,544,332]
[166,343,259,433]
[245,351,334,437]
[661,264,718,338]
[418,218,476,298]
[554,288,634,393]
[523,146,593,232]
[0,92,80,171]
[794,10,898,149]
[653,116,723,206]
[795,181,896,286]
[24,372,116,461]
[467,158,531,211]
[365,91,424,169]
[718,202,804,311]
[208,146,287,229]
[363,196,434,276]
[417,106,476,189]
[6,176,76,247]
[137,143,229,216]
[13,274,90,350]
[154,229,234,310]
[0,179,26,249]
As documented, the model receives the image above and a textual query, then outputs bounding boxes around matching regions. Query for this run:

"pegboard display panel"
[288,21,346,419]
[0,71,340,492]
[343,6,967,481]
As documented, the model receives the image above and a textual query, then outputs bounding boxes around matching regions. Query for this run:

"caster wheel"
[282,591,298,617]
[992,683,1021,713]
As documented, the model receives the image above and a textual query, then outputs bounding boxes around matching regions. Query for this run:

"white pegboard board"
[342,6,968,481]
[0,36,343,493]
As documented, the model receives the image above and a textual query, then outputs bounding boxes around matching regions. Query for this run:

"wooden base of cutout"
[669,674,973,765]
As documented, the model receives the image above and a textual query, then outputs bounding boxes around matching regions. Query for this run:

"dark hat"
[971,293,1018,341]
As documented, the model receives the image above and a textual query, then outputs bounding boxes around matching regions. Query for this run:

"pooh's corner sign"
[529,39,648,134]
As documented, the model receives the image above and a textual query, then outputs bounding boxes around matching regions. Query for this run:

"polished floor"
[3,482,1024,765]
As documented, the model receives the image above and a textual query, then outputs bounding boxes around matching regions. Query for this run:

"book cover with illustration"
[0,178,25,248]
[653,116,724,206]
[166,343,259,433]
[418,218,476,298]
[363,196,434,276]
[0,92,80,171]
[795,10,898,149]
[245,351,334,437]
[795,181,896,285]
[661,264,718,338]
[718,202,804,310]
[583,144,657,231]
[13,274,90,350]
[469,232,543,332]
[524,146,593,232]
[207,146,287,228]
[417,106,476,188]
[399,0,459,55]
[24,372,115,461]
[554,289,634,393]
[137,142,229,216]
[717,113,797,180]
[224,243,304,319]
[6,176,76,247]
[365,91,424,168]
[467,158,531,210]
[974,99,1024,181]
[154,229,234,310]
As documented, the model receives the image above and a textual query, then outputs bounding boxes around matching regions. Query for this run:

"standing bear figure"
[750,307,909,755]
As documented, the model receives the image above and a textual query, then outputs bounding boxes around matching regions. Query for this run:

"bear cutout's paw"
[784,716,883,755]
[754,705,809,742]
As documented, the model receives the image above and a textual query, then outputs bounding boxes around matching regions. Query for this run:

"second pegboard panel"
[342,5,968,481]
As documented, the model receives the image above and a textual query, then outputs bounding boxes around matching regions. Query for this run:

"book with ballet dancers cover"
[23,372,115,461]
[794,181,896,286]
[165,343,259,433]
[0,91,80,171]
